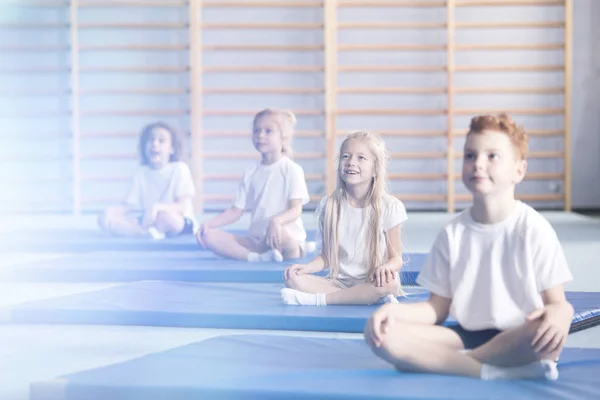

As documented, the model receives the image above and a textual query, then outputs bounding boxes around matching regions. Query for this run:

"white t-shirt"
[316,193,408,283]
[125,161,195,218]
[233,156,310,242]
[417,201,573,331]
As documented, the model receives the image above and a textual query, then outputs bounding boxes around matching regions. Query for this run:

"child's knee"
[284,272,305,290]
[155,210,182,233]
[374,278,400,296]
[98,207,119,231]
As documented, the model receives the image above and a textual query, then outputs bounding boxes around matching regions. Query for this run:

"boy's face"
[145,128,174,169]
[462,130,527,197]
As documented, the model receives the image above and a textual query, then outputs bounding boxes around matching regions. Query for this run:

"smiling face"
[462,129,527,197]
[144,127,174,169]
[339,138,376,189]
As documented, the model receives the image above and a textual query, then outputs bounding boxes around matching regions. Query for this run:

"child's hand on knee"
[371,266,396,287]
[365,304,397,348]
[526,302,573,355]
[284,264,305,280]
[196,224,208,247]
[266,219,282,250]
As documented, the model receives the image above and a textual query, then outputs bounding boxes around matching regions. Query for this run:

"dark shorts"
[137,216,196,236]
[448,324,502,350]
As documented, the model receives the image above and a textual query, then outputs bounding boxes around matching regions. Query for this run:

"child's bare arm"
[203,207,244,229]
[271,199,303,226]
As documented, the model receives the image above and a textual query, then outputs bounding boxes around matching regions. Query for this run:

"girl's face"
[252,115,283,156]
[339,138,376,187]
[145,128,174,169]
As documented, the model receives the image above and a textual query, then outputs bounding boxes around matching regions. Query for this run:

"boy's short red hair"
[467,113,529,160]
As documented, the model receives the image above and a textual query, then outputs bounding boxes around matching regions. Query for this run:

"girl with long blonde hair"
[282,131,407,305]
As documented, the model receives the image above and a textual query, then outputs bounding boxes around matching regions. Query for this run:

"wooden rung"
[455,43,564,51]
[0,45,68,52]
[203,109,323,116]
[203,45,323,51]
[339,1,446,7]
[337,129,445,137]
[376,130,446,137]
[10,0,68,6]
[0,89,68,96]
[0,67,68,73]
[203,194,324,202]
[337,109,446,115]
[453,129,564,136]
[202,22,323,29]
[392,194,447,202]
[82,153,135,160]
[456,194,564,202]
[0,111,68,118]
[454,86,563,94]
[80,131,138,137]
[79,22,187,29]
[391,151,446,159]
[388,173,446,180]
[338,44,446,51]
[203,87,323,94]
[202,1,323,7]
[79,44,188,51]
[455,21,564,29]
[204,130,323,137]
[81,176,130,182]
[79,1,187,6]
[79,66,189,73]
[203,66,323,73]
[337,87,446,94]
[339,65,445,72]
[455,0,564,6]
[453,172,564,180]
[0,23,67,29]
[453,108,564,115]
[338,22,446,29]
[454,65,563,72]
[204,173,324,180]
[203,152,324,159]
[80,109,188,117]
[455,151,563,158]
[79,88,189,95]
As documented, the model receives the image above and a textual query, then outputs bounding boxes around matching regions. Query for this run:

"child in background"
[364,114,574,381]
[98,122,196,240]
[197,108,314,262]
[282,131,408,306]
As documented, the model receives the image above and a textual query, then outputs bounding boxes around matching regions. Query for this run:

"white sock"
[383,294,399,304]
[305,241,317,253]
[281,288,326,306]
[247,250,282,263]
[481,360,558,381]
[147,227,165,240]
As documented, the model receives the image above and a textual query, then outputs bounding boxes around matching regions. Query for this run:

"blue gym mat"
[3,282,599,334]
[29,335,600,400]
[0,251,427,284]
[0,229,319,252]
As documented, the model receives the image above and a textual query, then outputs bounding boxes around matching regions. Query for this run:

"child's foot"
[281,288,326,306]
[481,360,558,381]
[247,249,283,263]
[377,294,399,304]
[148,227,165,240]
[305,241,317,253]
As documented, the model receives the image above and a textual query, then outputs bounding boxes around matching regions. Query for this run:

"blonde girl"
[282,131,407,306]
[197,108,314,262]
